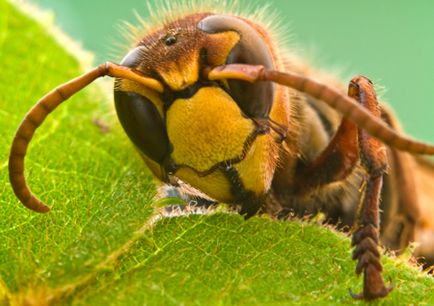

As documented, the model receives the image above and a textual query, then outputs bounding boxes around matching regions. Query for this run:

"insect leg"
[157,183,218,213]
[349,76,393,300]
[293,116,359,195]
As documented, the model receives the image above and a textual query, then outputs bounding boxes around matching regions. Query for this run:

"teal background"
[30,0,434,142]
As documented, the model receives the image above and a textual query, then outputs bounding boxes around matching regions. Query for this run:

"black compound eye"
[114,91,170,164]
[198,15,275,119]
[120,46,146,68]
[164,35,177,46]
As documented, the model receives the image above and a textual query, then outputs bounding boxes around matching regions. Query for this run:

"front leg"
[156,181,218,215]
[349,76,393,300]
[292,76,392,299]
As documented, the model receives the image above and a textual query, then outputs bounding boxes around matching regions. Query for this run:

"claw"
[349,277,394,300]
[349,288,364,300]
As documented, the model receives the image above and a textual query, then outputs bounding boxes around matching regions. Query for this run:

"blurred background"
[30,0,434,142]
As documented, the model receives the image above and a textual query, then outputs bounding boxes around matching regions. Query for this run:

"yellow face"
[115,13,288,204]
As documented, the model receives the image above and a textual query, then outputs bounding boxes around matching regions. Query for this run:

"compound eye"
[114,91,170,164]
[198,15,275,119]
[120,46,146,68]
[117,47,170,164]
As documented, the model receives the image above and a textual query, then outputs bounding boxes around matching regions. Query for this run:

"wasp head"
[114,12,281,202]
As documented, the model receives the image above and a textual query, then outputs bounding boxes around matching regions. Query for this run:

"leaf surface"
[1,2,434,305]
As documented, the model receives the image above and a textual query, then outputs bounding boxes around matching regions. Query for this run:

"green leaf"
[1,1,434,305]
[154,197,187,208]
